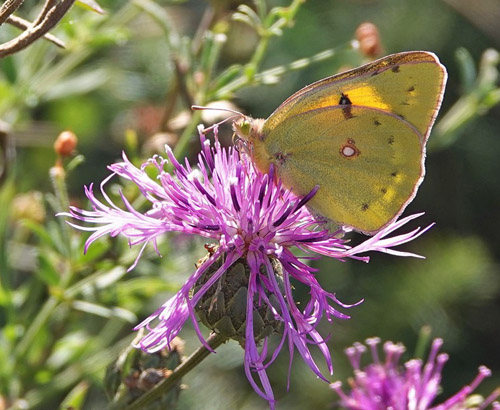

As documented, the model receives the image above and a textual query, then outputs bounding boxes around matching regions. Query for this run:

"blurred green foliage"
[0,0,499,409]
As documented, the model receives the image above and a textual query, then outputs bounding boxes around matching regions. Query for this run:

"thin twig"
[173,57,194,109]
[6,14,66,48]
[192,5,215,55]
[0,0,75,58]
[33,0,57,26]
[159,83,179,131]
[162,5,215,131]
[0,120,13,185]
[0,0,24,26]
[117,333,228,410]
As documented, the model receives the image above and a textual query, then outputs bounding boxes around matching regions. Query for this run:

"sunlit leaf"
[71,300,137,323]
[76,0,105,14]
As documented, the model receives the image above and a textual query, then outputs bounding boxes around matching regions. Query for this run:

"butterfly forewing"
[263,51,447,144]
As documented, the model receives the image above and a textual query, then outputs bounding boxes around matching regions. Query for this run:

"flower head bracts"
[62,129,433,408]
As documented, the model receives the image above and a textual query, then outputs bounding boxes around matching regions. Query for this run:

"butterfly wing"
[261,106,424,234]
[255,51,447,234]
[263,51,447,144]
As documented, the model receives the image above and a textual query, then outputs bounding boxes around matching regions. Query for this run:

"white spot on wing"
[342,146,356,157]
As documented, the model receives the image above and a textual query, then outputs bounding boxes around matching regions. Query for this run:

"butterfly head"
[233,115,268,164]
[232,116,265,142]
[232,116,270,171]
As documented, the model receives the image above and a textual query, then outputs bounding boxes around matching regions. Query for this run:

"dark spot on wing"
[388,136,395,145]
[396,113,405,120]
[339,93,352,105]
[391,65,400,73]
[391,171,398,177]
[339,92,353,119]
[381,188,387,194]
[361,203,369,211]
[373,119,381,126]
[275,152,291,166]
[407,85,415,92]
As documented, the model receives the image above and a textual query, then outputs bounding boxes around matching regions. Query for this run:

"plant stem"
[14,164,75,361]
[213,45,347,99]
[172,109,202,159]
[14,291,59,359]
[118,333,228,410]
[13,261,73,361]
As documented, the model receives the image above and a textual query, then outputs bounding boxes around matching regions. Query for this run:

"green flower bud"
[194,250,283,347]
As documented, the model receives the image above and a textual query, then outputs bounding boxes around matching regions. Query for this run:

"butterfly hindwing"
[261,106,424,234]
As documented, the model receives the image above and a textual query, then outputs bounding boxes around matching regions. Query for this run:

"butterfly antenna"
[192,105,244,116]
[191,105,246,135]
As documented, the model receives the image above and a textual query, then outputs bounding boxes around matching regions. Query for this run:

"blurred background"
[1,0,499,409]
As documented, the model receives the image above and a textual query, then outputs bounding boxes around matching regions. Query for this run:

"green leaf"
[76,0,105,14]
[59,381,90,410]
[94,266,128,289]
[37,253,61,286]
[76,238,111,265]
[21,220,57,250]
[46,331,91,370]
[66,154,86,173]
[65,266,126,298]
[42,68,111,102]
[71,300,137,323]
[455,48,476,94]
[116,277,177,299]
[211,65,242,91]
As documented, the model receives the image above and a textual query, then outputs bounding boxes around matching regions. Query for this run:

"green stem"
[25,333,135,408]
[13,258,74,361]
[172,109,202,160]
[247,34,269,73]
[132,0,179,49]
[118,333,228,410]
[414,325,432,359]
[14,291,60,360]
[14,165,75,360]
[429,93,479,152]
[213,45,347,99]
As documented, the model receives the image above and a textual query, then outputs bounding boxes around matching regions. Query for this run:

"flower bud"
[11,191,46,223]
[355,22,383,57]
[54,130,78,157]
[104,331,184,408]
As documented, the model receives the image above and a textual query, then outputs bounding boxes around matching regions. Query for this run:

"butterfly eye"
[232,118,251,139]
[240,119,251,136]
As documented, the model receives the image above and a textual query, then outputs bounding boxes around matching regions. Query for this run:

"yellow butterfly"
[232,51,447,235]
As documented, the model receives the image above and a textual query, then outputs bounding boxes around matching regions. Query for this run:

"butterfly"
[229,51,447,235]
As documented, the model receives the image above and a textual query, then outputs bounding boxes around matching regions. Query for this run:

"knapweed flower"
[331,337,500,409]
[62,129,432,408]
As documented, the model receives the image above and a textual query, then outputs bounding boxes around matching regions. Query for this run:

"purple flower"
[331,337,500,410]
[62,129,432,408]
